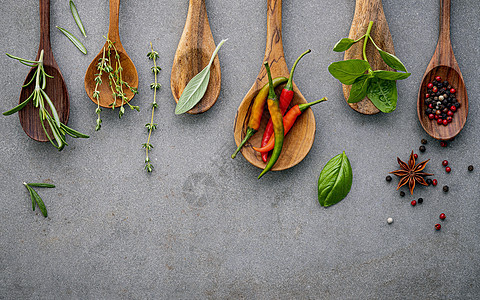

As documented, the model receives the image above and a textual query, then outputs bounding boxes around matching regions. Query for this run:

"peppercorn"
[386,175,392,182]
[442,119,448,126]
[400,191,405,197]
[450,105,457,112]
[440,141,447,147]
[468,165,474,171]
[421,139,428,145]
[446,166,451,173]
[432,179,438,186]
[419,146,426,152]
[426,179,433,185]
[450,88,456,94]
[442,160,448,166]
[439,213,446,220]
[387,217,394,224]
[443,185,449,192]
[443,80,449,86]
[427,83,433,89]
[435,223,441,230]
[418,197,423,204]
[414,153,418,159]
[411,200,416,206]
[435,76,442,81]
[432,86,438,93]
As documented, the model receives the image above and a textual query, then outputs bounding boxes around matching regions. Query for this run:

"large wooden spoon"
[417,0,468,141]
[171,0,221,114]
[343,0,395,115]
[19,0,69,141]
[233,0,315,171]
[85,0,138,108]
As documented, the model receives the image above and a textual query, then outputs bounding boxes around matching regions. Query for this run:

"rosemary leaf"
[26,183,55,188]
[56,26,87,55]
[69,0,87,37]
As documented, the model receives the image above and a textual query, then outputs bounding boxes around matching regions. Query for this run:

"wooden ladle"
[417,0,468,141]
[171,0,221,114]
[84,0,138,108]
[19,0,69,141]
[233,0,315,171]
[343,0,395,115]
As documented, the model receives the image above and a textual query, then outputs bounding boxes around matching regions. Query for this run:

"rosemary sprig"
[23,182,55,217]
[3,51,89,150]
[69,0,86,37]
[143,43,161,172]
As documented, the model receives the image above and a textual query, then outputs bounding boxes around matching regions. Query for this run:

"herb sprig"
[3,51,89,150]
[328,21,410,113]
[143,43,161,172]
[23,182,55,217]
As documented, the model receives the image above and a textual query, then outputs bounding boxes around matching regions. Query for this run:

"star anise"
[390,151,433,195]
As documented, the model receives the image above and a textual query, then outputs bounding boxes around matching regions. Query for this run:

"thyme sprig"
[143,43,161,172]
[3,51,89,150]
[23,182,55,218]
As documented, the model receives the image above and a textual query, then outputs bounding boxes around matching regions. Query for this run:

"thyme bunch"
[143,43,161,172]
[3,51,89,150]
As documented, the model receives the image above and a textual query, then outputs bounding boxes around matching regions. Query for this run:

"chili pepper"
[253,97,327,153]
[260,49,311,162]
[258,62,284,179]
[231,76,288,159]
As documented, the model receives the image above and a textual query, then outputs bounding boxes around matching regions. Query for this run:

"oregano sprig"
[143,43,161,172]
[328,21,410,113]
[23,182,55,218]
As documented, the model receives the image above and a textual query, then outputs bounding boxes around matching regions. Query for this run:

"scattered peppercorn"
[411,200,417,206]
[400,191,405,197]
[426,179,433,185]
[446,166,451,173]
[421,139,428,145]
[442,160,448,166]
[387,217,394,224]
[418,198,423,204]
[419,145,426,152]
[386,175,392,182]
[443,185,449,192]
[414,153,418,159]
[435,223,441,230]
[440,141,447,147]
[468,165,474,172]
[432,179,438,186]
[439,213,446,220]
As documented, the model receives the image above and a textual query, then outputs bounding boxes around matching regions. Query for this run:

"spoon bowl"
[233,0,315,171]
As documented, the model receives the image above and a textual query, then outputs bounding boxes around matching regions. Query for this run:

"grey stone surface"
[1,0,479,299]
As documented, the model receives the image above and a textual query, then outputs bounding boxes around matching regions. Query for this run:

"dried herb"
[56,26,87,55]
[390,151,433,195]
[318,152,353,207]
[69,0,86,37]
[143,43,161,172]
[23,182,55,218]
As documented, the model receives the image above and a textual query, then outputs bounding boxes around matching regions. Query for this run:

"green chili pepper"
[231,76,288,159]
[258,62,284,179]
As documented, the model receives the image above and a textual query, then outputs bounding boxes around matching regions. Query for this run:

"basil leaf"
[175,39,227,115]
[378,50,407,72]
[348,75,370,103]
[333,38,356,52]
[56,26,87,55]
[373,70,411,81]
[328,59,371,85]
[367,77,397,113]
[69,0,86,37]
[318,152,353,207]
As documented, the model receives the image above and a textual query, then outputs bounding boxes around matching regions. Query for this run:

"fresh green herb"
[23,182,55,217]
[69,0,86,37]
[143,43,161,173]
[175,39,227,115]
[56,26,87,55]
[318,152,353,207]
[328,21,410,113]
[3,51,89,150]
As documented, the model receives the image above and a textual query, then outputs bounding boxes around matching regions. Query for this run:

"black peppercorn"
[443,185,449,192]
[454,102,460,108]
[443,80,449,86]
[419,145,426,152]
[468,165,474,172]
[418,198,423,204]
[386,175,392,182]
[437,83,443,88]
[400,191,405,197]
[426,179,433,185]
[433,80,438,85]
[421,139,428,145]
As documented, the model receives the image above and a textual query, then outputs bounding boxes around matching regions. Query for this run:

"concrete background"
[1,0,479,299]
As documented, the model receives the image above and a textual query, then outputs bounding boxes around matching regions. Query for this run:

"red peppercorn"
[432,86,438,93]
[442,160,448,166]
[432,179,438,186]
[447,110,454,116]
[428,103,433,109]
[450,88,456,94]
[434,115,439,120]
[447,116,452,123]
[439,213,446,220]
[428,114,435,120]
[435,76,441,81]
[414,153,418,159]
[437,118,443,124]
[411,200,417,206]
[450,106,457,112]
[440,141,447,147]
[446,166,451,173]
[435,223,441,230]
[427,83,433,89]
[425,93,430,98]
[443,119,448,126]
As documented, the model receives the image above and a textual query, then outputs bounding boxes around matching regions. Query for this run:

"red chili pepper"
[260,49,311,162]
[253,97,327,153]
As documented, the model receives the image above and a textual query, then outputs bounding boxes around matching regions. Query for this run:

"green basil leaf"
[175,39,227,115]
[373,70,411,81]
[333,38,356,52]
[56,26,87,55]
[318,152,353,207]
[378,50,407,72]
[367,78,397,113]
[328,59,371,85]
[348,75,370,103]
[69,0,86,37]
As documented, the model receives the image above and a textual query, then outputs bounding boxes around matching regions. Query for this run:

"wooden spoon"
[84,0,138,108]
[171,0,221,114]
[233,0,315,171]
[19,0,69,142]
[417,0,468,141]
[343,0,395,115]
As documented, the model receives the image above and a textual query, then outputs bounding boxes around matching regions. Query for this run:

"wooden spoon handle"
[262,0,288,78]
[108,0,121,44]
[439,0,451,44]
[38,0,52,60]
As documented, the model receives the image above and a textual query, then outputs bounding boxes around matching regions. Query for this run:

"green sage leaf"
[318,152,353,207]
[348,75,370,103]
[367,77,397,113]
[56,26,87,55]
[27,183,55,188]
[333,38,356,52]
[175,39,227,115]
[378,50,407,72]
[372,70,410,81]
[328,59,371,85]
[69,0,86,37]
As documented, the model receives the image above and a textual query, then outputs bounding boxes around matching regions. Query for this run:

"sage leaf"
[69,0,86,37]
[328,59,371,85]
[56,26,87,55]
[378,49,407,72]
[348,75,370,103]
[318,152,353,207]
[367,77,397,113]
[333,38,356,52]
[373,70,411,81]
[175,39,227,115]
